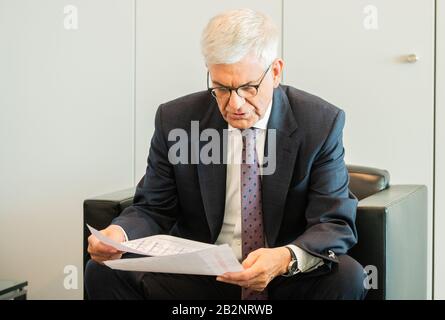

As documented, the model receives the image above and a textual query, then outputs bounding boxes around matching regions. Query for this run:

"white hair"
[201,8,279,68]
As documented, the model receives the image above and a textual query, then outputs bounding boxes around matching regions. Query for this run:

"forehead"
[208,56,264,87]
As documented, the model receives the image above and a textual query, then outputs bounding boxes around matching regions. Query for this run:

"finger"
[221,267,259,282]
[217,272,264,286]
[242,251,260,269]
[89,234,119,252]
[218,278,265,291]
[91,253,121,264]
[96,241,120,254]
[250,285,266,292]
[241,273,270,290]
[88,242,122,258]
[216,277,238,285]
[108,253,122,260]
[89,251,114,259]
[216,277,250,288]
[90,255,107,264]
[89,237,120,255]
[250,274,273,289]
[246,279,267,292]
[87,244,111,257]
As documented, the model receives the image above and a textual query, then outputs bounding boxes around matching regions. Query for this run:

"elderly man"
[85,8,366,300]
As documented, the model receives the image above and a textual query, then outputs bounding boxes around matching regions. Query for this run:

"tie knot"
[241,128,257,165]
[241,128,257,146]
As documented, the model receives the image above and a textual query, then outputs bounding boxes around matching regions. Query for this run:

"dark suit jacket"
[113,85,358,264]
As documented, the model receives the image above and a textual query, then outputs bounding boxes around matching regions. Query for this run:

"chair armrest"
[83,188,135,268]
[347,164,390,200]
[349,184,428,300]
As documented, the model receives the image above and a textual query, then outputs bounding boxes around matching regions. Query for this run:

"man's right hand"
[87,225,126,264]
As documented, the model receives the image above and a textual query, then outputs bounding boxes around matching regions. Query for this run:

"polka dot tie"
[240,128,267,300]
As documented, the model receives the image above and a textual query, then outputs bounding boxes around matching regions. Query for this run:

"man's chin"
[226,116,257,129]
[227,119,254,129]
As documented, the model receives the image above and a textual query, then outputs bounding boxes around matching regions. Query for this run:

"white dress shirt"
[215,99,324,273]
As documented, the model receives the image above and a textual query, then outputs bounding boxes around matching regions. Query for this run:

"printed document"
[87,225,243,275]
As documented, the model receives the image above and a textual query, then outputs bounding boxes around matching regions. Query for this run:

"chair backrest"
[347,165,390,200]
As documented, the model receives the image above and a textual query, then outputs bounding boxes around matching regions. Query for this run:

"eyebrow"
[211,79,255,88]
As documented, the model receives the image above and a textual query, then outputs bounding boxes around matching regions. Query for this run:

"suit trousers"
[85,254,367,300]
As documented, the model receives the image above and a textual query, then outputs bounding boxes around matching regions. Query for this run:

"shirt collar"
[228,99,273,131]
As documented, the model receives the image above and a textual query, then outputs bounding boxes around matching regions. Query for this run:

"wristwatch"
[282,246,300,277]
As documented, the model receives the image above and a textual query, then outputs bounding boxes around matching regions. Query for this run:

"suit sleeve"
[111,105,179,240]
[293,110,358,264]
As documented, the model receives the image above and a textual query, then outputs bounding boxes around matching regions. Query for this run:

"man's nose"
[227,90,245,111]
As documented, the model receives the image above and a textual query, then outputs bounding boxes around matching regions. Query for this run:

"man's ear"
[272,59,284,88]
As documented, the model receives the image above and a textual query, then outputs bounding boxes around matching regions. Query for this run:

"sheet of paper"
[124,234,214,256]
[87,224,214,256]
[104,244,243,276]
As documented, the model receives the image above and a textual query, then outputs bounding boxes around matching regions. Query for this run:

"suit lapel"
[262,86,300,247]
[197,98,227,242]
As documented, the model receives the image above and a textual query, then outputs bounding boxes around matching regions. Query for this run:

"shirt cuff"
[286,244,324,273]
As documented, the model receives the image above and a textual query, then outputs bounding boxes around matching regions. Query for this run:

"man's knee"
[331,255,367,300]
[85,259,106,281]
[85,259,146,300]
[84,259,112,297]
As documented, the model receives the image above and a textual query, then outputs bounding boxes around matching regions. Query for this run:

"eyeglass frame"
[207,63,272,100]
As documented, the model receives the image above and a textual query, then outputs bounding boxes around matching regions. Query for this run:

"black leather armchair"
[83,165,428,300]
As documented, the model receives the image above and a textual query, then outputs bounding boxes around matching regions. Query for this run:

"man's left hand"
[216,247,291,292]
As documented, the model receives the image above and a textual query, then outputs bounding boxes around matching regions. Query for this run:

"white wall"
[0,0,134,299]
[282,0,434,299]
[435,0,445,300]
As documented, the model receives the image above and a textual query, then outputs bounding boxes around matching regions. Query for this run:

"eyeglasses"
[207,64,272,100]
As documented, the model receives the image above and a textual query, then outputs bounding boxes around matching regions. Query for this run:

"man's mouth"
[229,113,247,120]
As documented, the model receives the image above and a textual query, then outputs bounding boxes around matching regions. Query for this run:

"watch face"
[289,260,298,274]
[283,259,299,277]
